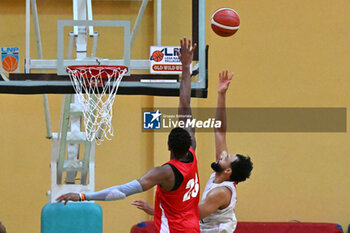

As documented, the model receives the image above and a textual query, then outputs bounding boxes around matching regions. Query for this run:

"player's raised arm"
[176,37,197,150]
[215,70,233,160]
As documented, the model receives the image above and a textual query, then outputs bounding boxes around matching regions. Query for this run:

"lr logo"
[143,110,161,129]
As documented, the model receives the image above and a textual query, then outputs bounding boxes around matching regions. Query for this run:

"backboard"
[0,0,208,98]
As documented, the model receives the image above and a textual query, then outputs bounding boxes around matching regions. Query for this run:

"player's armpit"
[138,165,174,191]
[198,186,231,220]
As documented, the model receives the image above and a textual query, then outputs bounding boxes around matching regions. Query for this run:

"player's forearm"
[215,92,227,133]
[179,65,196,149]
[84,180,143,201]
[147,207,155,216]
[179,65,192,110]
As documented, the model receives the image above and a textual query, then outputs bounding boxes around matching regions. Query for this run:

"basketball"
[211,8,240,37]
[2,55,18,72]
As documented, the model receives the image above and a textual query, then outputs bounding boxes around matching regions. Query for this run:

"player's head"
[211,153,253,183]
[168,127,191,159]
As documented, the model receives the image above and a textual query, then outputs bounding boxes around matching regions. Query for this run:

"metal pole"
[157,0,161,46]
[25,0,31,73]
[31,0,52,139]
[198,0,206,81]
[87,0,94,36]
[130,0,150,47]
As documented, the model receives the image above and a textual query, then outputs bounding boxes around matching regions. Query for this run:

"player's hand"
[218,70,233,94]
[131,200,154,216]
[56,192,80,205]
[175,37,197,67]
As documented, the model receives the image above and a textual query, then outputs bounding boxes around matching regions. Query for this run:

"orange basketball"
[211,8,240,37]
[151,50,164,62]
[2,56,18,72]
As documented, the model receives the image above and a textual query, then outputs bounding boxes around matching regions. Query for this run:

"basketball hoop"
[66,65,128,144]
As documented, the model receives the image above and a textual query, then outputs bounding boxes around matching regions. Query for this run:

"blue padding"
[41,203,102,233]
[336,224,343,232]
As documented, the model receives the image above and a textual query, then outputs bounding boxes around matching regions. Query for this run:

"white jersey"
[200,172,237,233]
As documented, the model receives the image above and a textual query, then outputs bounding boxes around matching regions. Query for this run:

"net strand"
[67,66,127,144]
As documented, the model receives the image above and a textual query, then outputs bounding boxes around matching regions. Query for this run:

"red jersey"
[154,148,200,233]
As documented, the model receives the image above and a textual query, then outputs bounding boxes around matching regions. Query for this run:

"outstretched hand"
[218,70,234,94]
[175,37,197,67]
[131,200,154,216]
[56,192,80,205]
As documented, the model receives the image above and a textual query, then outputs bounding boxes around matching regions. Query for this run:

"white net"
[66,65,128,144]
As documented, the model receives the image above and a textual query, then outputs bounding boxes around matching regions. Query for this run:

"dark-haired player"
[56,37,200,233]
[132,70,253,233]
[198,70,253,233]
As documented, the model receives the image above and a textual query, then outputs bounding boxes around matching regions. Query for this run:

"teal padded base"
[41,203,102,233]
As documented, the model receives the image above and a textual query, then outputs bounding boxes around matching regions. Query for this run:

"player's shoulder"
[154,164,174,177]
